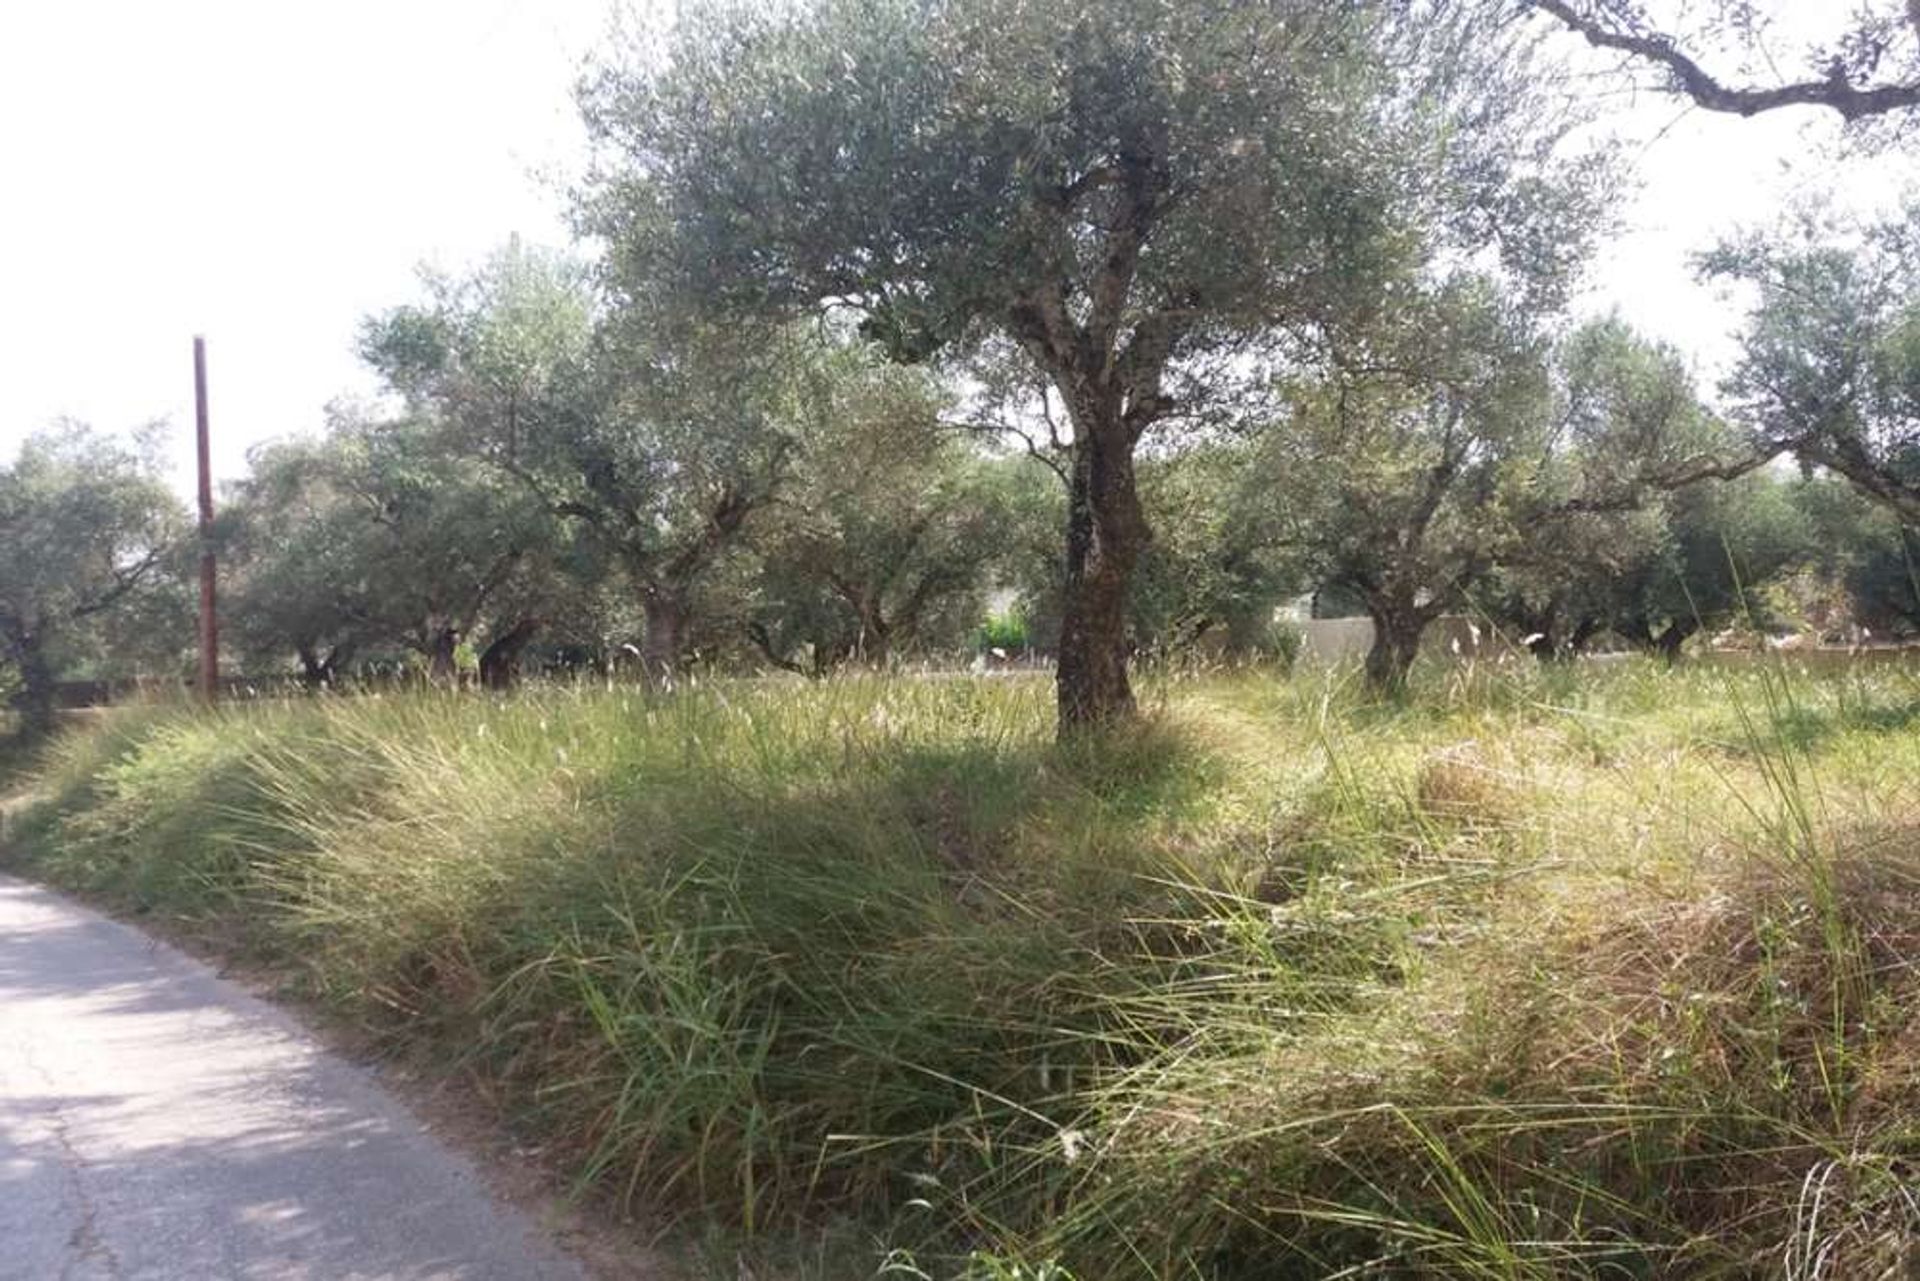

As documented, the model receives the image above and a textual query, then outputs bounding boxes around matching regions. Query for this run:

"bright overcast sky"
[0,0,611,492]
[0,2,1910,496]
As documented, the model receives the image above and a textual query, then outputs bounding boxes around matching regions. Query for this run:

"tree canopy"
[1705,204,1920,526]
[0,428,185,732]
[361,242,818,678]
[1262,277,1557,688]
[223,413,568,686]
[745,354,1010,673]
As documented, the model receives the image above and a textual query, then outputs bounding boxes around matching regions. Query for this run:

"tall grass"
[4,659,1918,1278]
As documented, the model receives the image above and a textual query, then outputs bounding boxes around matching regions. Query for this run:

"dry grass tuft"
[1414,739,1523,827]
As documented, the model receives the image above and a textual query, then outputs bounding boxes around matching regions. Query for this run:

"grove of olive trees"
[4,0,1915,738]
[9,6,1920,1276]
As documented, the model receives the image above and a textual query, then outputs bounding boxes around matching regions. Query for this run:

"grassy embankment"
[3,659,1918,1278]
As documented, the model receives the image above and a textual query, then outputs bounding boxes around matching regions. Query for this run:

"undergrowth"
[4,658,1918,1278]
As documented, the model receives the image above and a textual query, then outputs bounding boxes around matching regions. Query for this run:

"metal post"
[194,336,219,702]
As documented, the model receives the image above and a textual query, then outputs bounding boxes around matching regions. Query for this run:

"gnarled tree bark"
[10,633,56,738]
[423,626,461,684]
[479,618,542,690]
[1006,141,1184,735]
[1054,405,1150,728]
[1360,592,1437,693]
[639,589,687,687]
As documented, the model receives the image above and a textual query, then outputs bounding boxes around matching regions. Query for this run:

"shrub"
[976,609,1032,655]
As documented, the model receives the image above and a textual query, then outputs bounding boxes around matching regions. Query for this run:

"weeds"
[2,661,1917,1278]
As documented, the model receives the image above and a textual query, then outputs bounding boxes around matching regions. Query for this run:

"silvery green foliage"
[222,410,570,680]
[581,0,1602,380]
[0,427,186,726]
[359,240,822,670]
[1706,204,1920,526]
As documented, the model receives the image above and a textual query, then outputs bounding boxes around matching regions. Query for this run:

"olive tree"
[0,427,185,733]
[1704,205,1920,526]
[1261,279,1561,689]
[1795,476,1920,638]
[746,352,1008,672]
[362,242,835,681]
[221,439,379,685]
[1602,470,1812,658]
[1482,317,1734,658]
[224,414,564,685]
[1272,300,1733,686]
[577,0,1600,731]
[1478,503,1667,659]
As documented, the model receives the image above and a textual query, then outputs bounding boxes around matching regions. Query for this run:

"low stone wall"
[1296,616,1518,667]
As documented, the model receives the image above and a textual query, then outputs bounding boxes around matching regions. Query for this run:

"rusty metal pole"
[194,335,219,702]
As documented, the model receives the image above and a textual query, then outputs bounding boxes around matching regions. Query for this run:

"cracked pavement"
[0,874,590,1280]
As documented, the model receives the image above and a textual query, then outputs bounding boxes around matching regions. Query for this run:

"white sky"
[0,0,611,492]
[0,2,1912,497]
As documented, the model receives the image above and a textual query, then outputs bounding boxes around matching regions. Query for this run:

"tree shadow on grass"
[1714,692,1920,760]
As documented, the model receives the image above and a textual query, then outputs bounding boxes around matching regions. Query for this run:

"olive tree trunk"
[424,627,461,684]
[1055,413,1149,731]
[1363,603,1428,693]
[11,634,56,738]
[640,589,688,687]
[479,618,541,690]
[1568,615,1604,656]
[1655,619,1697,664]
[295,641,354,689]
[1619,617,1697,664]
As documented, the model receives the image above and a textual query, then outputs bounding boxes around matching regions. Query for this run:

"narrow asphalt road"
[0,874,591,1281]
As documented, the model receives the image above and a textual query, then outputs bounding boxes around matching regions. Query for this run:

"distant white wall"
[1295,616,1516,667]
[1298,617,1375,665]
